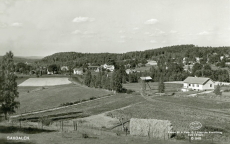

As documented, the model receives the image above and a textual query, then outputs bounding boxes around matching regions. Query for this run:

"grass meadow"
[17,84,112,114]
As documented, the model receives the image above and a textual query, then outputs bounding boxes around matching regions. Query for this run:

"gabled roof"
[183,77,213,85]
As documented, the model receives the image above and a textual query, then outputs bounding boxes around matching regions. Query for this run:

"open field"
[108,94,230,142]
[18,78,72,86]
[16,84,112,114]
[6,79,230,143]
[13,93,144,121]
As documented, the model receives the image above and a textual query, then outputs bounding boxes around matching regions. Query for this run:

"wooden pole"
[121,118,124,131]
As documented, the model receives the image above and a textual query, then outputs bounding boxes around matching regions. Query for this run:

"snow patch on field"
[18,78,72,86]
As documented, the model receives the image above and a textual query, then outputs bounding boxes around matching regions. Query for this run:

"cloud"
[198,31,210,35]
[0,22,8,28]
[150,40,156,43]
[145,19,158,24]
[119,30,125,33]
[148,29,166,37]
[120,36,126,39]
[118,40,125,43]
[170,30,177,33]
[83,31,96,35]
[72,30,96,35]
[72,17,95,23]
[133,27,139,30]
[11,22,22,27]
[72,30,82,34]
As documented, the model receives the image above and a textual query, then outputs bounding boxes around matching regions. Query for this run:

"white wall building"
[73,68,83,75]
[102,64,115,72]
[182,77,214,91]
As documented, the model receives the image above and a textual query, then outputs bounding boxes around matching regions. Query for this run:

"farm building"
[73,68,83,75]
[182,76,214,91]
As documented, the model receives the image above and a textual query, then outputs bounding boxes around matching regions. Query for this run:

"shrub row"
[59,96,99,107]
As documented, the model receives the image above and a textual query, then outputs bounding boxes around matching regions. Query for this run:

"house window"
[210,84,212,87]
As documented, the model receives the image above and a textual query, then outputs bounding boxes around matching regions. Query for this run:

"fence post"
[60,121,61,131]
[121,117,124,131]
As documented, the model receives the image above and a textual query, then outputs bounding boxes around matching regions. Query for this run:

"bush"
[106,112,113,118]
[41,117,52,126]
[82,133,89,138]
[89,96,96,100]
[126,89,134,94]
[81,99,87,102]
[74,101,80,104]
[175,133,186,140]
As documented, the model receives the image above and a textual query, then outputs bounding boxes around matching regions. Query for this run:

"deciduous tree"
[0,51,19,120]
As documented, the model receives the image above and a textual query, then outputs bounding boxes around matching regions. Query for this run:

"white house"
[220,56,224,61]
[47,69,53,75]
[102,64,115,72]
[125,69,136,74]
[182,77,214,91]
[146,60,157,66]
[140,76,152,82]
[73,68,83,75]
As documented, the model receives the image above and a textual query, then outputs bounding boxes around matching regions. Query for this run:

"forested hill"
[0,56,40,64]
[39,45,230,66]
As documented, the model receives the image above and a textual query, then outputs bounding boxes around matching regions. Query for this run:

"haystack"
[130,118,173,139]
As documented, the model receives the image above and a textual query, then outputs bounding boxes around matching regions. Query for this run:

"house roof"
[183,77,213,85]
[140,76,152,81]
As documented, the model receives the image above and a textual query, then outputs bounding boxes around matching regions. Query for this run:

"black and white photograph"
[0,0,230,144]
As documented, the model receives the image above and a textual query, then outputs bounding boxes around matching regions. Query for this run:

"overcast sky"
[0,0,229,56]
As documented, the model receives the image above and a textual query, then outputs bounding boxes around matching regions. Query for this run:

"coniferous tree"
[0,51,19,120]
[112,70,123,93]
[84,70,92,87]
[214,84,222,96]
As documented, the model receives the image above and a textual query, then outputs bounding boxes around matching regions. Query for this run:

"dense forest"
[38,45,230,67]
